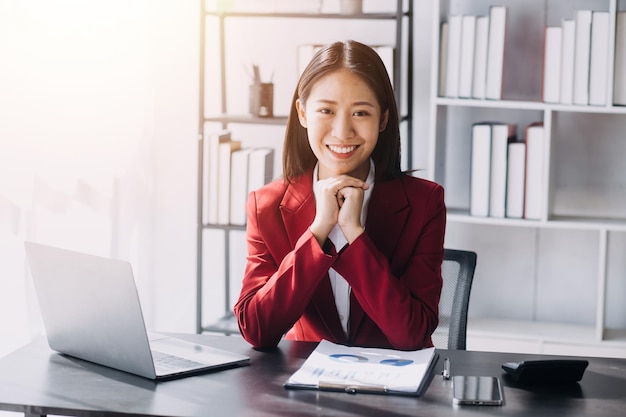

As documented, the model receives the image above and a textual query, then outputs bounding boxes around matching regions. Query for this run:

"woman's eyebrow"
[313,98,376,107]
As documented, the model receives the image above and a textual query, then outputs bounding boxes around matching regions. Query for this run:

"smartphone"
[452,376,504,406]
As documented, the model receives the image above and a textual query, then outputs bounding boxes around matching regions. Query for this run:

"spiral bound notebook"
[285,340,438,396]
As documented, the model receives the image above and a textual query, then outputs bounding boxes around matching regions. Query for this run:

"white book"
[458,15,477,98]
[247,148,274,193]
[506,141,526,219]
[542,26,562,103]
[524,123,545,220]
[217,140,242,225]
[485,6,507,100]
[613,12,626,105]
[205,130,231,224]
[472,15,489,100]
[297,44,323,76]
[489,123,517,218]
[438,22,449,97]
[374,46,395,86]
[470,123,492,217]
[560,19,576,104]
[444,15,463,98]
[589,12,610,106]
[229,148,254,226]
[573,10,592,106]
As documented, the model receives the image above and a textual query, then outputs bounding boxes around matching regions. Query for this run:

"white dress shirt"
[312,159,375,336]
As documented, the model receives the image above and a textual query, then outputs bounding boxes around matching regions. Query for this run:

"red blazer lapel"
[279,173,316,247]
[349,177,411,340]
[278,171,346,341]
[365,177,410,259]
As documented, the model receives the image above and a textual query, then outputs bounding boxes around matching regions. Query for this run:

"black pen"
[442,357,451,380]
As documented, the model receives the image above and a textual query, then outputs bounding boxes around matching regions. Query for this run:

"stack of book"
[439,5,507,100]
[469,121,545,220]
[203,129,275,226]
[543,9,613,106]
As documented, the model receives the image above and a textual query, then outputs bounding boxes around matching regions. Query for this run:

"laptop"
[24,241,250,380]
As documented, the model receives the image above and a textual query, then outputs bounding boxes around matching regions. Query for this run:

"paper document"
[285,340,438,396]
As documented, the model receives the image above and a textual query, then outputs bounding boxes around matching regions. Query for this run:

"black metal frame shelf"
[197,0,414,334]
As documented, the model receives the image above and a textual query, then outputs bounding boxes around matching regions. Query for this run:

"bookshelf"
[430,0,626,357]
[197,1,414,334]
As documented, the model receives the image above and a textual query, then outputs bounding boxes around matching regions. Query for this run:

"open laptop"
[24,241,249,380]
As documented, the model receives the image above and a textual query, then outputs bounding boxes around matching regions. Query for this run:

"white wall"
[0,0,200,357]
[0,0,436,358]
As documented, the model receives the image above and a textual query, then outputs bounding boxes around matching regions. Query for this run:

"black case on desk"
[502,359,589,384]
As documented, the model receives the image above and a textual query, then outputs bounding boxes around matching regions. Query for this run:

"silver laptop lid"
[25,241,157,379]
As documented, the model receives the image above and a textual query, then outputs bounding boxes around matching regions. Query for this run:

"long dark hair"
[282,40,402,181]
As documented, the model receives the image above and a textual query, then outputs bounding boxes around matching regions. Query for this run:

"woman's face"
[296,68,388,181]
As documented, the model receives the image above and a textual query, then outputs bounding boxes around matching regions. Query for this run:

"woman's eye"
[353,110,370,117]
[319,108,332,114]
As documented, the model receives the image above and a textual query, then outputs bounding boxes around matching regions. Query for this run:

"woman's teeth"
[328,145,356,154]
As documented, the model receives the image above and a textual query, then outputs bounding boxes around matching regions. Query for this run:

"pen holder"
[249,83,274,117]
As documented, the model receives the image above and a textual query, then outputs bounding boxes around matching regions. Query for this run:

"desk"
[0,334,625,417]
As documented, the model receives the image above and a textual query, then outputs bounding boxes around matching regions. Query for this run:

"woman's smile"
[327,144,359,156]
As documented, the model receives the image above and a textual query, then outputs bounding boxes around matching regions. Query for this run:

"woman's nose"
[332,113,355,140]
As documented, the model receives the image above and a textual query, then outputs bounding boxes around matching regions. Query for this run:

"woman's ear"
[295,98,307,128]
[379,109,389,132]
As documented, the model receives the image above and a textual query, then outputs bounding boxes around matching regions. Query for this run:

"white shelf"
[467,318,626,358]
[447,210,626,232]
[435,97,626,114]
[431,0,626,354]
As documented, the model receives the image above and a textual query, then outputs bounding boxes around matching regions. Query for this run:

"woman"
[234,40,446,350]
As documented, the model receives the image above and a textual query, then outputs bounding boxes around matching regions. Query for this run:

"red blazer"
[234,170,446,350]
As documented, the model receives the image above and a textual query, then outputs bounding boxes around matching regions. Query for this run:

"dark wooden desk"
[0,333,625,417]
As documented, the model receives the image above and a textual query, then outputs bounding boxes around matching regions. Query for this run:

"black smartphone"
[452,376,504,406]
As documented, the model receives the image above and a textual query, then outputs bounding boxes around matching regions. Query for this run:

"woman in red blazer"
[234,40,446,351]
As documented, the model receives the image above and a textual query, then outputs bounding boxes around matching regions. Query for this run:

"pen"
[442,357,451,380]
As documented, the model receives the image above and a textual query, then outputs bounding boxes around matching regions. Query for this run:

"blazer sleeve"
[233,188,335,349]
[333,181,446,350]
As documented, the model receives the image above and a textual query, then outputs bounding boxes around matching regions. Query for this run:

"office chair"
[431,248,477,350]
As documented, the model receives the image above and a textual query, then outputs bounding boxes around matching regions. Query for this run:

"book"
[573,9,592,106]
[485,6,507,100]
[284,339,438,396]
[217,140,242,225]
[438,22,448,97]
[524,122,545,220]
[506,140,526,219]
[205,129,231,225]
[229,148,254,226]
[489,123,517,218]
[297,44,323,76]
[589,11,610,106]
[560,19,576,104]
[458,15,477,99]
[542,26,562,103]
[444,14,462,98]
[613,12,626,105]
[472,15,489,100]
[470,122,492,217]
[374,46,395,87]
[247,147,274,193]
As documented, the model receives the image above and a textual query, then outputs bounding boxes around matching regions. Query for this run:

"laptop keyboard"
[152,350,206,373]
